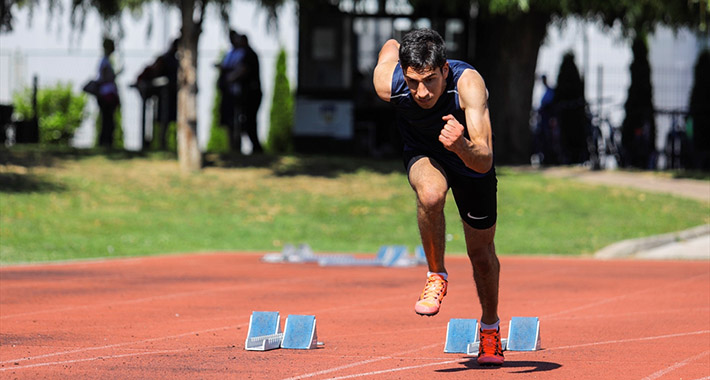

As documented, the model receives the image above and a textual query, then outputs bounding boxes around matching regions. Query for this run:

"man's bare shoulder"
[373,60,398,102]
[457,69,488,109]
[373,39,401,102]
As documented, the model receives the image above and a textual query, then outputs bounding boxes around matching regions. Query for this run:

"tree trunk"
[177,0,203,172]
[472,10,550,165]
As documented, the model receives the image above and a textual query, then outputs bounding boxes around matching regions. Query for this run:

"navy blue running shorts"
[404,152,497,230]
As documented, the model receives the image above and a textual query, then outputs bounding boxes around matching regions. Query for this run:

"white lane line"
[546,330,710,351]
[279,343,441,380]
[322,359,461,380]
[0,348,186,372]
[639,350,710,380]
[0,323,248,365]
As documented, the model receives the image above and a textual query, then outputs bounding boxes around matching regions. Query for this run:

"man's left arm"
[439,69,493,173]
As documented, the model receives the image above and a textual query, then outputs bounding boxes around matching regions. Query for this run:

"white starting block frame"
[443,317,540,355]
[245,312,322,351]
[262,244,329,264]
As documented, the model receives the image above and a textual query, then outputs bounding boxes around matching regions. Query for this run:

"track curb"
[594,224,710,259]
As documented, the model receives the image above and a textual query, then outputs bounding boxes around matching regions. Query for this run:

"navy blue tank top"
[390,59,492,178]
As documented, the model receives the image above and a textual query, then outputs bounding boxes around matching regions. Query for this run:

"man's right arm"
[373,39,400,102]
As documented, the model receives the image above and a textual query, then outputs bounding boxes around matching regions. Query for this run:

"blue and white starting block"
[245,311,283,351]
[414,245,428,265]
[505,316,541,351]
[443,317,540,355]
[281,314,319,349]
[444,318,479,353]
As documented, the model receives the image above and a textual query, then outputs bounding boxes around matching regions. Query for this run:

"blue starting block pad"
[381,245,409,266]
[245,311,283,351]
[281,314,319,350]
[506,317,541,351]
[444,318,479,353]
[318,245,412,267]
[414,245,428,265]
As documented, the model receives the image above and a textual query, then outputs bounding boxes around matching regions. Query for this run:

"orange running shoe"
[477,328,504,366]
[414,274,448,316]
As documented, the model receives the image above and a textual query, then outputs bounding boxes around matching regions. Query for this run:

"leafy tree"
[688,49,710,170]
[206,81,229,154]
[554,51,590,165]
[621,36,656,169]
[266,48,293,154]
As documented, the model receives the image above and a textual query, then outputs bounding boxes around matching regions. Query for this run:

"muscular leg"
[408,157,448,273]
[463,222,499,325]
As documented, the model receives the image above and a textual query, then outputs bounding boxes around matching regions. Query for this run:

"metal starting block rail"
[245,333,284,351]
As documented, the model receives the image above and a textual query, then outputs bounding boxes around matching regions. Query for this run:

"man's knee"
[417,186,447,212]
[464,225,496,258]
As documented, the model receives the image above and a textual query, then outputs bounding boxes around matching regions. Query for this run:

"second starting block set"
[444,316,541,355]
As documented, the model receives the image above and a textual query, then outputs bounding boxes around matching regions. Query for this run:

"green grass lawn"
[1,149,708,264]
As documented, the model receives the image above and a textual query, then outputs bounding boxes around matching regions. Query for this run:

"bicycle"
[587,108,624,170]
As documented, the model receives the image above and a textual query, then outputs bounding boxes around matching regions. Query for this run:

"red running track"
[1,253,708,379]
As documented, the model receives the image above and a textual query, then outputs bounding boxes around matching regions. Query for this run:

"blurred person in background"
[96,37,120,148]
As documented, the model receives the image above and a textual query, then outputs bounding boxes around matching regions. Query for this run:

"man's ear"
[441,62,450,77]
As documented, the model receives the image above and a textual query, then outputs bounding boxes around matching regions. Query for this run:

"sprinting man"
[373,29,503,366]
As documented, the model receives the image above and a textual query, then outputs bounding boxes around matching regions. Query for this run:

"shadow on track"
[436,358,562,374]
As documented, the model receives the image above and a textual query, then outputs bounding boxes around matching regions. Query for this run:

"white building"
[0,0,299,152]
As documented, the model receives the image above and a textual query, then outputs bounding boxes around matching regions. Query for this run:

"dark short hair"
[399,29,446,72]
[102,38,115,53]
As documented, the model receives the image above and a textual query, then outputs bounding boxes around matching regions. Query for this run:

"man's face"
[403,63,449,109]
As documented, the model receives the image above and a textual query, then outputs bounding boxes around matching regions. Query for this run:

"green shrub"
[266,48,294,154]
[150,121,177,152]
[13,82,87,145]
[207,85,229,153]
